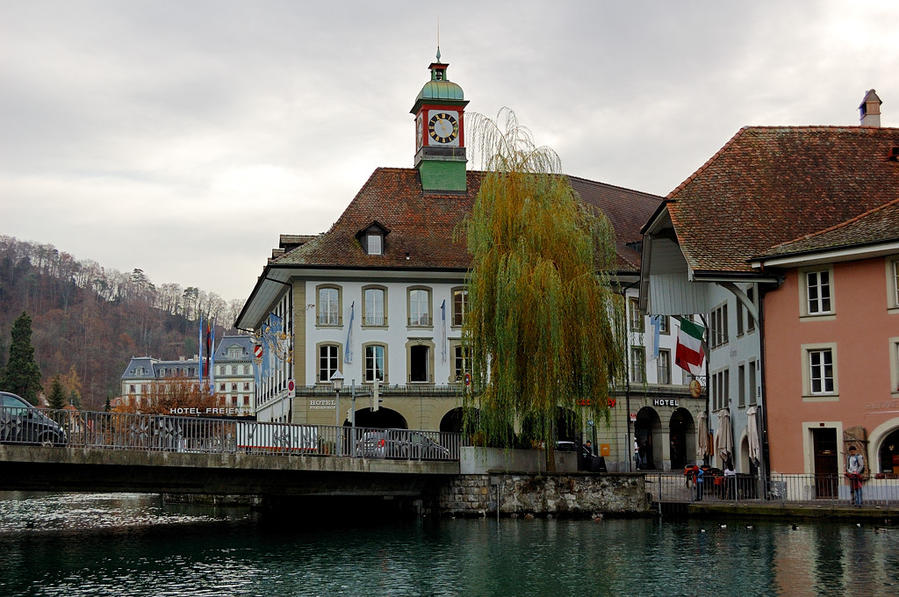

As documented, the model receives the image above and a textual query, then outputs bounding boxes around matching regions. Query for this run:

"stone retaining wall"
[439,473,650,517]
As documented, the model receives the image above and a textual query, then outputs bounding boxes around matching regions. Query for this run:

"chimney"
[859,89,882,127]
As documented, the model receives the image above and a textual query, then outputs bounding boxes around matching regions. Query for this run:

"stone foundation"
[439,473,650,518]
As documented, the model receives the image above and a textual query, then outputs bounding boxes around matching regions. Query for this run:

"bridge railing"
[0,406,461,461]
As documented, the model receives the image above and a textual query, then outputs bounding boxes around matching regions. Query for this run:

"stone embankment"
[439,473,650,518]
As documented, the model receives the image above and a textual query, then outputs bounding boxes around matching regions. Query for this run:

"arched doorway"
[669,408,695,470]
[878,428,899,474]
[635,407,661,470]
[353,407,408,430]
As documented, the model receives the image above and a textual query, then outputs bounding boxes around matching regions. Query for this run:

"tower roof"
[411,51,465,112]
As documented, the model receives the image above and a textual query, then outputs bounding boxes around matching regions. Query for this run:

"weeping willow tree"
[461,109,627,458]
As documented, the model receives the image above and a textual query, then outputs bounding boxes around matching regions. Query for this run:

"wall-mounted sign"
[653,398,680,407]
[309,399,336,410]
[600,443,611,457]
[689,379,702,398]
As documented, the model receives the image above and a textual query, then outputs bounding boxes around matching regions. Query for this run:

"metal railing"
[647,471,899,506]
[0,406,461,462]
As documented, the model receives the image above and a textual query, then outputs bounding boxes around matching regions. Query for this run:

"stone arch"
[439,407,480,433]
[353,407,408,430]
[868,417,899,474]
[635,407,662,470]
[668,407,695,470]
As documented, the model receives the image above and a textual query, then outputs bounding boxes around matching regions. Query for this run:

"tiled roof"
[667,126,899,272]
[761,197,899,258]
[273,167,662,274]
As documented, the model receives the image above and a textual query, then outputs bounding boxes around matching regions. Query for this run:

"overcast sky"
[2,1,897,303]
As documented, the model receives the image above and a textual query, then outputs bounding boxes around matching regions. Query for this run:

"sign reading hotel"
[309,399,336,410]
[653,398,680,407]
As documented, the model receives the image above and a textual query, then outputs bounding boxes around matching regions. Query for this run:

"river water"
[1,492,897,596]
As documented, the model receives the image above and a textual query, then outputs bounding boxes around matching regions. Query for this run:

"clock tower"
[410,49,468,192]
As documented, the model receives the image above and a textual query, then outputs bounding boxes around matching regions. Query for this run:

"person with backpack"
[846,445,865,506]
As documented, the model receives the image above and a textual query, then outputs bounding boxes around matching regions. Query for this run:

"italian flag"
[675,317,705,375]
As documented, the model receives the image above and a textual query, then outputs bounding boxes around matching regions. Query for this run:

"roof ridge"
[766,196,899,251]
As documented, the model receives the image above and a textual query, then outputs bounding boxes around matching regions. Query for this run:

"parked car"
[0,391,68,446]
[354,429,450,460]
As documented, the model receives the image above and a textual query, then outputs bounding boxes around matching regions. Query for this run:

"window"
[657,349,671,384]
[363,286,387,326]
[406,339,435,383]
[802,268,833,316]
[711,369,729,411]
[809,349,834,394]
[452,288,468,327]
[243,396,250,406]
[736,300,744,336]
[318,344,340,382]
[453,343,471,382]
[364,344,386,382]
[802,343,838,399]
[710,303,729,348]
[885,258,899,311]
[738,364,746,408]
[659,316,670,335]
[746,287,756,332]
[891,338,899,393]
[366,233,383,255]
[129,384,136,393]
[408,287,432,327]
[243,382,250,391]
[244,365,250,375]
[317,286,341,326]
[629,298,644,333]
[231,383,237,391]
[219,383,226,391]
[749,361,758,405]
[630,346,645,383]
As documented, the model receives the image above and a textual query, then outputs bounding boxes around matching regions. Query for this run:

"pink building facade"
[761,252,899,477]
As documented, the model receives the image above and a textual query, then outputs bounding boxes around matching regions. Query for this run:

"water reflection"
[1,493,898,596]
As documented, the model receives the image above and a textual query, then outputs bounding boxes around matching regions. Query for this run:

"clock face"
[428,111,459,145]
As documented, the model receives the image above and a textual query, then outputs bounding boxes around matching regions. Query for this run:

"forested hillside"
[0,235,246,410]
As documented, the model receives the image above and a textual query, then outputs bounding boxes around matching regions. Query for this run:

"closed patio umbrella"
[746,406,761,464]
[697,411,709,461]
[716,409,734,464]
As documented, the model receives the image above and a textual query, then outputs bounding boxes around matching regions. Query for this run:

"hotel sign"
[309,399,336,410]
[653,399,680,407]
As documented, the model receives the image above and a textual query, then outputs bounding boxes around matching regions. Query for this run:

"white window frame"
[800,266,835,318]
[452,288,468,327]
[889,337,899,396]
[316,285,342,327]
[362,285,387,327]
[363,343,387,383]
[366,232,383,255]
[801,342,838,400]
[628,297,644,333]
[408,287,432,327]
[887,258,899,313]
[657,349,671,385]
[630,346,645,384]
[317,343,341,383]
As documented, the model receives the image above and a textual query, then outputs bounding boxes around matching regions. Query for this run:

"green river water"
[1,492,897,596]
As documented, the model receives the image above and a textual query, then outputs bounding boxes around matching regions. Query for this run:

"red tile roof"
[761,196,899,258]
[667,126,899,272]
[273,167,662,274]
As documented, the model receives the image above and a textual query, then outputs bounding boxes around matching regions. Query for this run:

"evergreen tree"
[104,396,111,412]
[463,109,626,456]
[48,376,66,410]
[68,389,81,409]
[0,311,42,404]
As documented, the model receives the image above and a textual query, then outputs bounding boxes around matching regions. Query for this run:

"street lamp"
[330,370,344,456]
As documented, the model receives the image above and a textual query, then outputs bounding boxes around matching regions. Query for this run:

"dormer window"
[356,221,390,256]
[367,232,383,255]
